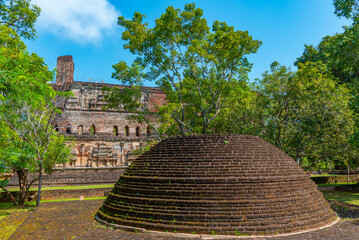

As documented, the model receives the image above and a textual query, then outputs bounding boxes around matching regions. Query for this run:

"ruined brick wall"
[55,55,74,91]
[147,91,167,112]
[53,56,166,168]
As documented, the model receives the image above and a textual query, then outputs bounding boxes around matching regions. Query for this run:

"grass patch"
[317,182,357,187]
[0,196,106,209]
[18,196,108,206]
[1,184,114,192]
[40,196,107,203]
[28,184,114,191]
[321,190,359,206]
[0,202,35,239]
[0,202,35,221]
[311,174,338,177]
[0,196,106,239]
[0,179,8,186]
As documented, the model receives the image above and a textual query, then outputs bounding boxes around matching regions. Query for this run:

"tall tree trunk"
[347,164,350,184]
[17,169,28,206]
[36,163,43,207]
[327,158,332,172]
[202,124,207,135]
[202,114,207,135]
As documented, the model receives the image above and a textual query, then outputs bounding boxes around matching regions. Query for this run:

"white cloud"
[33,0,120,44]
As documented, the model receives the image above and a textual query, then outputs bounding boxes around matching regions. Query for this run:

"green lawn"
[0,196,107,209]
[311,174,338,177]
[28,184,114,191]
[321,190,359,206]
[1,184,114,192]
[0,203,34,240]
[0,202,35,222]
[37,196,107,203]
[317,182,357,187]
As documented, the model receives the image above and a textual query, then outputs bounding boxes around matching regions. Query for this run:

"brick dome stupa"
[96,135,338,236]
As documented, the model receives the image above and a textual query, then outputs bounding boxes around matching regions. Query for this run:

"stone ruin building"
[53,55,166,168]
[97,135,338,236]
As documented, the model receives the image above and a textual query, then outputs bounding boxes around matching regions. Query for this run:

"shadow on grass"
[322,190,359,205]
[325,200,359,223]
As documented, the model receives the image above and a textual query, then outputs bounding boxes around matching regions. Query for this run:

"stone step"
[97,209,334,235]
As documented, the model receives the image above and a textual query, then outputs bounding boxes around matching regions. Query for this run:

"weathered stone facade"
[53,56,166,168]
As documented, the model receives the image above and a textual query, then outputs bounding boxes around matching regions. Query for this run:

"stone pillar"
[55,55,74,91]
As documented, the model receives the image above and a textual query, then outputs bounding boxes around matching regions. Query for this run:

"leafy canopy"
[0,0,40,47]
[334,0,359,21]
[106,3,261,136]
[0,0,71,206]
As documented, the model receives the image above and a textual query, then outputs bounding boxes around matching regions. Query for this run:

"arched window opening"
[54,125,59,132]
[90,124,96,135]
[136,126,140,137]
[66,124,71,134]
[114,126,119,136]
[78,125,83,135]
[147,126,151,136]
[125,126,129,136]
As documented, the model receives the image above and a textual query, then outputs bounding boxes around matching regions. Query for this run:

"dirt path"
[7,200,359,240]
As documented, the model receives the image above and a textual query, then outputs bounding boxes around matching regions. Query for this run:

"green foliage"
[334,0,359,21]
[132,140,158,156]
[0,59,72,203]
[0,0,71,206]
[219,60,356,169]
[296,6,359,166]
[0,122,38,203]
[0,0,40,46]
[0,123,36,173]
[44,134,73,173]
[259,62,355,167]
[90,125,95,135]
[105,4,261,137]
[211,82,260,136]
[295,24,359,85]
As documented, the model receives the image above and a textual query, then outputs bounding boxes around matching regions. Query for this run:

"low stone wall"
[311,174,359,184]
[6,169,125,187]
[0,188,112,203]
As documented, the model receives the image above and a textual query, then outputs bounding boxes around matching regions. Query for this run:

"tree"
[0,124,36,206]
[0,46,73,206]
[0,46,74,206]
[43,134,72,173]
[255,61,355,168]
[295,25,359,85]
[0,0,71,206]
[219,61,356,168]
[0,124,70,206]
[207,81,259,135]
[295,7,359,157]
[105,4,261,136]
[334,0,359,21]
[0,0,40,47]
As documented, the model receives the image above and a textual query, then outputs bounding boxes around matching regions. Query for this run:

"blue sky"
[25,0,352,86]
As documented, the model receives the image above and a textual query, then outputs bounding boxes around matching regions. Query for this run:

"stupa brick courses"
[97,135,338,236]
